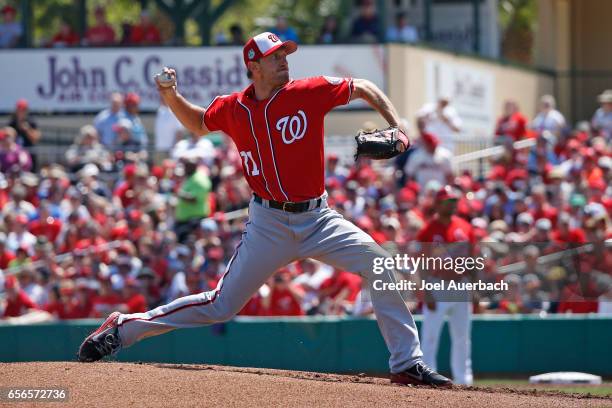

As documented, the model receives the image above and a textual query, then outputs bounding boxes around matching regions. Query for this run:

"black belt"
[253,194,323,213]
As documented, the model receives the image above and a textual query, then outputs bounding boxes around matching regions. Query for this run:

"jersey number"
[240,151,260,176]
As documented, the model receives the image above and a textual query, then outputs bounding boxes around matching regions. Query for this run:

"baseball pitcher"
[77,32,452,387]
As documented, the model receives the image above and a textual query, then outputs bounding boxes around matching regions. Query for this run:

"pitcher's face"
[252,48,290,87]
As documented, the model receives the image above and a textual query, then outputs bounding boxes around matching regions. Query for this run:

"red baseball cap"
[243,32,297,68]
[15,214,29,225]
[15,98,28,110]
[125,92,140,105]
[123,163,136,178]
[420,132,439,148]
[436,185,458,201]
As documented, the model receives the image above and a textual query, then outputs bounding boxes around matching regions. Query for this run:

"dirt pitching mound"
[0,362,609,407]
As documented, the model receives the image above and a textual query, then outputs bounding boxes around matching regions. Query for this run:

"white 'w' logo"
[276,110,308,145]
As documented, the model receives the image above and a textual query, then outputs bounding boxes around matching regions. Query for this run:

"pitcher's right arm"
[155,67,211,136]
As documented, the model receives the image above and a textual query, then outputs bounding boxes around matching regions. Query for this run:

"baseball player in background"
[416,186,474,385]
[77,32,452,387]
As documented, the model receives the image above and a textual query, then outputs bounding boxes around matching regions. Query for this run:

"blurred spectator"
[404,132,453,188]
[1,275,38,318]
[0,127,32,175]
[119,21,133,46]
[386,12,418,43]
[531,95,566,135]
[85,6,116,46]
[91,278,122,318]
[495,100,528,141]
[228,24,245,46]
[112,163,149,209]
[65,125,112,172]
[171,132,215,167]
[29,201,62,243]
[325,153,349,185]
[174,157,212,242]
[496,274,524,313]
[129,11,161,45]
[75,164,112,200]
[292,259,333,314]
[318,268,362,315]
[94,92,126,148]
[48,19,79,47]
[417,95,462,153]
[112,119,147,161]
[350,0,380,43]
[118,278,147,314]
[45,279,92,319]
[317,16,340,44]
[527,131,559,175]
[261,268,304,316]
[18,268,46,306]
[155,98,185,160]
[521,273,549,313]
[2,184,36,219]
[0,234,16,268]
[7,99,41,169]
[124,93,149,148]
[270,16,299,43]
[591,89,612,140]
[8,246,30,269]
[0,5,22,48]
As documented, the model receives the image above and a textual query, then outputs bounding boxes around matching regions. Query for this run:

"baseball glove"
[354,127,410,160]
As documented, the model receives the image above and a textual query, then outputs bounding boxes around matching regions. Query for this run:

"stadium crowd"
[0,1,419,49]
[0,88,611,321]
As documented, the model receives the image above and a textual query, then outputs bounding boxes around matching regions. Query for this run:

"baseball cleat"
[77,311,122,362]
[390,362,453,388]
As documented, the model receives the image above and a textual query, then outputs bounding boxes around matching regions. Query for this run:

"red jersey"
[129,24,161,45]
[3,290,38,317]
[86,24,115,45]
[123,293,147,314]
[0,250,15,269]
[204,76,353,202]
[319,271,362,302]
[44,299,91,319]
[495,112,527,141]
[417,215,474,280]
[29,217,62,242]
[265,288,303,316]
[50,30,80,47]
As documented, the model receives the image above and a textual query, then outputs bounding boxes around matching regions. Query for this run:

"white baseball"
[155,72,175,88]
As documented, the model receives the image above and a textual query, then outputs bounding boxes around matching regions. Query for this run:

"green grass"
[475,379,612,397]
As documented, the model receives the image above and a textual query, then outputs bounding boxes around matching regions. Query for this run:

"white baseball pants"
[421,299,473,385]
[117,198,423,374]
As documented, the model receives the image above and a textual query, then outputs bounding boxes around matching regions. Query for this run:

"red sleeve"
[22,292,38,309]
[416,225,430,242]
[306,76,354,113]
[126,294,147,313]
[203,95,234,134]
[516,114,527,140]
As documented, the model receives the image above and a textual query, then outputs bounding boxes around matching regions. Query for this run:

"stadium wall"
[2,315,610,375]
